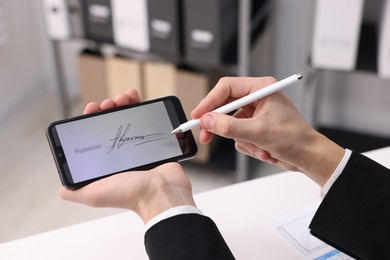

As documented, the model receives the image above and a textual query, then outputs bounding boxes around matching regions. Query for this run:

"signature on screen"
[107,123,165,154]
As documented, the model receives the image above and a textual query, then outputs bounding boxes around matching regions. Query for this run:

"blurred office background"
[1,0,390,243]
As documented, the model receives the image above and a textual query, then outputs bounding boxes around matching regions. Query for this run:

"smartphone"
[46,96,198,189]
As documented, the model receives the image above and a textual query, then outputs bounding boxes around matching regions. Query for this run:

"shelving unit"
[308,16,390,152]
[310,68,390,150]
[47,0,272,181]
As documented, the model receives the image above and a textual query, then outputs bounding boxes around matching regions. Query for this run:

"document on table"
[274,204,354,260]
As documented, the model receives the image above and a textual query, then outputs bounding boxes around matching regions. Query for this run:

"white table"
[1,147,389,259]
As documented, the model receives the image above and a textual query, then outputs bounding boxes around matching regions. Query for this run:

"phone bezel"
[46,96,198,189]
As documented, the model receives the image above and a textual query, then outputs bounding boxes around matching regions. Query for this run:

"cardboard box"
[143,61,177,100]
[78,50,108,106]
[105,56,144,99]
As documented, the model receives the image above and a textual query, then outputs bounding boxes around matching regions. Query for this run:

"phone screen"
[47,96,197,189]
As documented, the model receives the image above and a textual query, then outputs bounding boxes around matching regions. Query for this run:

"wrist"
[135,171,196,224]
[298,130,345,187]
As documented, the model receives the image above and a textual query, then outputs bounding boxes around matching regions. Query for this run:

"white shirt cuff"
[144,205,203,232]
[321,149,352,197]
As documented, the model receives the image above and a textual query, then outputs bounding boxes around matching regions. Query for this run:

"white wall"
[0,0,57,119]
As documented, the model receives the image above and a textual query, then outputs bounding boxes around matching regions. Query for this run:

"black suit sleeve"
[309,151,390,259]
[144,214,235,260]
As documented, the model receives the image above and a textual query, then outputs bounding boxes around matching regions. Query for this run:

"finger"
[126,88,142,103]
[235,140,256,155]
[114,93,131,107]
[60,186,105,208]
[83,102,100,114]
[237,141,268,161]
[254,149,278,164]
[100,99,115,111]
[235,142,251,157]
[59,179,114,208]
[59,186,83,203]
[235,142,278,165]
[191,77,276,119]
[200,112,257,142]
[191,77,244,119]
[113,89,142,108]
[198,128,213,144]
[235,141,262,161]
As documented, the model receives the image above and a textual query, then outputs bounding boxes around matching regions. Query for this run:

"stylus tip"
[171,127,181,134]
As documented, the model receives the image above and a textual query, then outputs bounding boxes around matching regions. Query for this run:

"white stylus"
[171,73,303,134]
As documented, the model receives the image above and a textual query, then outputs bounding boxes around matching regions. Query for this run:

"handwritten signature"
[107,123,165,154]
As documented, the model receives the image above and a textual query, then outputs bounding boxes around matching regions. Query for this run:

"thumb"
[200,113,250,140]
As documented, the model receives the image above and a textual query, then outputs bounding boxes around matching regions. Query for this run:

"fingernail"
[202,115,214,130]
[254,150,262,160]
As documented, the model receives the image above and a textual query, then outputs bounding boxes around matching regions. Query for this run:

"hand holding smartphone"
[46,96,198,189]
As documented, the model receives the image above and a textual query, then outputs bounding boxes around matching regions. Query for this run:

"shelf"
[48,0,273,182]
[319,126,390,153]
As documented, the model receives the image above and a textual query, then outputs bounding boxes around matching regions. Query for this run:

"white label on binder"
[89,4,110,20]
[151,19,172,39]
[191,29,214,49]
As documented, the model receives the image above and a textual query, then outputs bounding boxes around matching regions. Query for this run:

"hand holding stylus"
[190,74,343,187]
[172,74,302,134]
